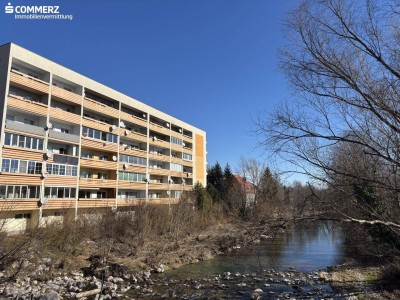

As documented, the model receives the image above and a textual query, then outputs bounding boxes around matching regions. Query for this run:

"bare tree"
[256,0,400,235]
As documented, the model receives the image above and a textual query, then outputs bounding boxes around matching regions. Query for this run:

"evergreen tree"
[207,162,224,202]
[222,163,234,203]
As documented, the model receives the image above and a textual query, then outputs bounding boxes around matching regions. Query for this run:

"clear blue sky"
[1,0,301,182]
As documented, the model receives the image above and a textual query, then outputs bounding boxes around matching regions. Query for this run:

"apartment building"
[0,43,207,231]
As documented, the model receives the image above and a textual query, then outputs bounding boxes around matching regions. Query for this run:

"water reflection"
[163,222,344,279]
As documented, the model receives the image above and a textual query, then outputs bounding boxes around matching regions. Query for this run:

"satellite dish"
[166,191,170,195]
[112,155,117,161]
[39,197,48,205]
[110,125,117,131]
[111,206,117,212]
[179,128,182,133]
[123,163,129,169]
[46,122,53,130]
[182,142,186,147]
[125,130,131,136]
[41,171,48,178]
[119,121,125,128]
[166,123,170,128]
[46,149,54,159]
[153,136,158,141]
[142,113,147,118]
[182,179,185,184]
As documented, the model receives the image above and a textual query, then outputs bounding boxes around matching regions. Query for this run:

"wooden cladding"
[83,98,119,117]
[9,71,49,94]
[43,199,75,210]
[2,147,44,161]
[117,181,146,189]
[82,118,120,134]
[80,158,117,170]
[149,123,170,135]
[0,200,38,211]
[120,111,147,127]
[44,176,77,186]
[79,178,117,188]
[50,107,81,125]
[77,199,115,209]
[0,174,41,185]
[148,183,169,190]
[123,131,148,143]
[119,146,147,158]
[7,96,48,116]
[148,168,170,176]
[52,86,82,105]
[81,137,118,153]
[118,163,146,173]
[149,153,170,163]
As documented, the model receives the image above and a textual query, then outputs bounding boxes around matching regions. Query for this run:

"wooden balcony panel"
[52,86,82,105]
[123,131,148,143]
[117,198,145,207]
[148,198,180,205]
[82,118,120,134]
[183,185,193,191]
[80,158,117,170]
[169,170,184,177]
[170,130,183,139]
[149,153,170,163]
[117,181,147,189]
[2,147,44,161]
[148,183,169,190]
[118,163,146,173]
[50,107,81,125]
[182,160,194,167]
[170,184,184,190]
[79,178,117,188]
[0,200,38,211]
[43,199,76,210]
[0,174,41,185]
[119,146,147,158]
[81,137,118,153]
[120,111,148,127]
[45,176,77,186]
[7,96,48,116]
[182,147,193,155]
[9,71,49,94]
[149,139,170,149]
[149,123,170,135]
[171,157,183,164]
[83,98,119,117]
[77,198,115,209]
[148,168,170,176]
[183,134,193,140]
[170,143,183,152]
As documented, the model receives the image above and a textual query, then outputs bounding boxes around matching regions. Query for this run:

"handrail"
[11,69,49,85]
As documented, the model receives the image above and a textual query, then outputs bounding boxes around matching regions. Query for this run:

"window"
[118,171,146,182]
[81,152,93,159]
[183,153,192,161]
[60,128,69,134]
[119,154,146,166]
[82,127,118,144]
[3,133,44,151]
[0,185,40,199]
[45,187,76,198]
[18,160,27,173]
[11,159,19,173]
[171,136,183,146]
[171,163,183,172]
[24,119,34,125]
[47,163,78,176]
[1,159,10,172]
[6,115,15,121]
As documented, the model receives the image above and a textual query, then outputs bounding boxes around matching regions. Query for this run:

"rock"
[155,264,165,273]
[38,290,60,300]
[237,282,247,287]
[143,270,151,279]
[0,272,4,278]
[260,234,271,240]
[251,288,263,300]
[75,288,101,298]
[112,277,124,283]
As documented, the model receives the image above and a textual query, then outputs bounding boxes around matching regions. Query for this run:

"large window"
[46,163,78,176]
[119,154,146,166]
[171,136,183,146]
[170,163,183,172]
[1,158,42,175]
[118,171,146,182]
[183,153,192,161]
[0,185,40,199]
[117,190,138,199]
[82,126,118,144]
[44,187,76,198]
[3,133,44,151]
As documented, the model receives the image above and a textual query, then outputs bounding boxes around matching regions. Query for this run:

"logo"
[5,3,13,13]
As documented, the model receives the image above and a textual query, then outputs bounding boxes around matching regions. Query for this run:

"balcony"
[9,70,49,94]
[170,143,183,152]
[148,183,169,190]
[80,157,117,170]
[170,130,183,139]
[77,198,116,209]
[149,122,170,135]
[169,170,184,177]
[170,184,184,190]
[48,130,80,144]
[81,137,118,153]
[118,163,146,173]
[117,181,147,189]
[119,146,147,158]
[120,111,148,127]
[148,168,170,176]
[82,117,119,134]
[149,138,169,148]
[5,120,46,136]
[148,198,180,205]
[50,107,81,125]
[182,159,193,167]
[42,198,76,210]
[7,95,48,116]
[45,176,78,186]
[117,198,145,207]
[83,97,119,117]
[0,200,39,211]
[2,147,44,161]
[79,178,117,188]
[123,130,148,143]
[170,156,182,164]
[149,153,170,163]
[52,85,82,105]
[0,173,41,185]
[182,147,193,155]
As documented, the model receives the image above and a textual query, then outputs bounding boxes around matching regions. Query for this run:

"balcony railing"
[52,85,82,105]
[9,70,49,94]
[5,120,46,136]
[80,157,117,170]
[83,97,119,117]
[48,130,80,144]
[7,95,48,116]
[50,107,81,125]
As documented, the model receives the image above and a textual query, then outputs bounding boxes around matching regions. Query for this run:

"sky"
[1,0,302,182]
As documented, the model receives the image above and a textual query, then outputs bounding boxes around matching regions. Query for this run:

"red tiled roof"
[233,174,256,193]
